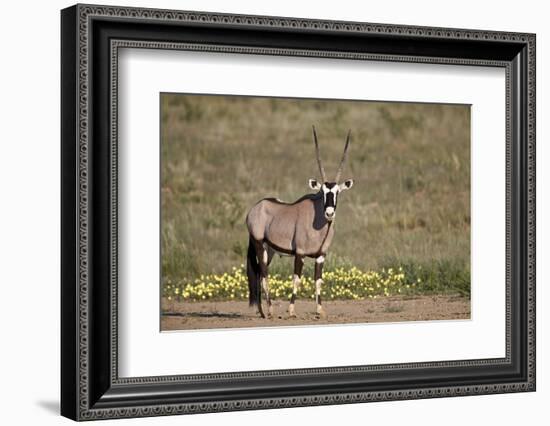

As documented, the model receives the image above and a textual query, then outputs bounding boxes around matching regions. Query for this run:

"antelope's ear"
[339,179,354,191]
[309,179,322,190]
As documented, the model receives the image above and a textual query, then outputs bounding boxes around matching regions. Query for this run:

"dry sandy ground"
[161,295,470,331]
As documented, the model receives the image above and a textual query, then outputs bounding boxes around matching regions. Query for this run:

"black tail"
[247,236,261,306]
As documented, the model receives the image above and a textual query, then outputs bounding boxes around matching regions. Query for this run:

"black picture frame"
[61,4,536,421]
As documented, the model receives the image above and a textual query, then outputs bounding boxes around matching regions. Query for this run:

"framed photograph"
[61,4,536,421]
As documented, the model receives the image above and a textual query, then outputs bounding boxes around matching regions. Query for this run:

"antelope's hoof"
[316,306,327,319]
[258,311,266,319]
[267,306,274,319]
[288,305,296,318]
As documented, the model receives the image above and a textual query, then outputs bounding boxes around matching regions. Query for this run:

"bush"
[162,258,469,302]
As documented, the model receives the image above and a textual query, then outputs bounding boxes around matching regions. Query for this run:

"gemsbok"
[245,126,354,319]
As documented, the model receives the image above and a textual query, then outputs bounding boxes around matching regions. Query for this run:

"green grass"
[161,94,470,298]
[379,258,471,297]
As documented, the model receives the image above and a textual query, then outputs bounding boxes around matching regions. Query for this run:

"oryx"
[245,126,354,319]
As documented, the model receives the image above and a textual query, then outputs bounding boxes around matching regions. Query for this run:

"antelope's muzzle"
[325,207,335,221]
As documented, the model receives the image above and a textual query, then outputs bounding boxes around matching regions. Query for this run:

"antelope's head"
[308,126,354,222]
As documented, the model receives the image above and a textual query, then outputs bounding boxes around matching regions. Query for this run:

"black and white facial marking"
[308,178,354,221]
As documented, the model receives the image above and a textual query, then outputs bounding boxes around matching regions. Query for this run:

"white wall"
[0,0,546,424]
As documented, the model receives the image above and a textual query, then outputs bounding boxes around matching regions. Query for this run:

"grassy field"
[161,94,471,300]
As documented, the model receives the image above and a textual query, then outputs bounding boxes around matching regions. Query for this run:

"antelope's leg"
[259,245,273,318]
[252,240,266,318]
[288,256,304,318]
[314,255,326,318]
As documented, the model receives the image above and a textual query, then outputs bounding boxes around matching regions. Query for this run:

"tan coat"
[246,193,335,258]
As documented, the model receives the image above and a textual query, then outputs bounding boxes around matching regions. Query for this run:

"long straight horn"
[312,125,327,182]
[335,129,351,182]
